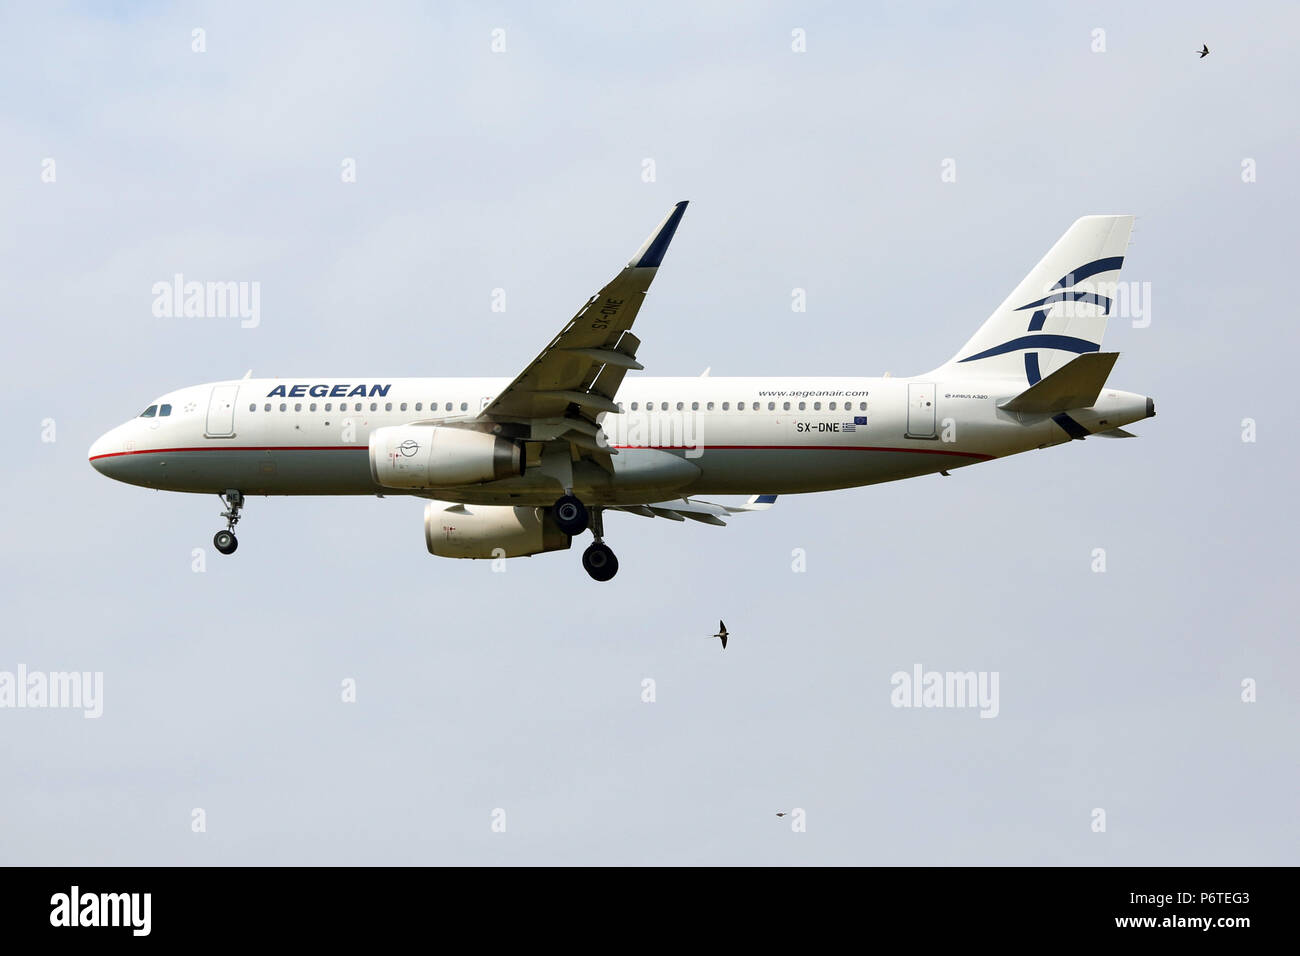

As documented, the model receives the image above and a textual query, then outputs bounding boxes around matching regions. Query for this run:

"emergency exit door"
[906,383,936,438]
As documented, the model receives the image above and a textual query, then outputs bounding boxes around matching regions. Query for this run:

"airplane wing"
[609,494,778,527]
[477,202,689,471]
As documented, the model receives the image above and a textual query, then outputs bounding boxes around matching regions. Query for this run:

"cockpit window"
[159,404,172,417]
[140,405,158,418]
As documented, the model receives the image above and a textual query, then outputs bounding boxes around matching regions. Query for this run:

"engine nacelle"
[424,502,572,558]
[369,425,522,489]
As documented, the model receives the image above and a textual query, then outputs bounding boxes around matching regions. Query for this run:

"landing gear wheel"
[553,494,589,536]
[582,542,618,582]
[214,490,244,555]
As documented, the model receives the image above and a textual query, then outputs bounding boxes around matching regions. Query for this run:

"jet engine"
[424,501,572,558]
[369,425,522,489]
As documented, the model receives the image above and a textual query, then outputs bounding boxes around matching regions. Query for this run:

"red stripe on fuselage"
[88,445,370,461]
[90,443,995,462]
[611,444,995,460]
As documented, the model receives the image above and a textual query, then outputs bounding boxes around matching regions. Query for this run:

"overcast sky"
[2,1,1296,865]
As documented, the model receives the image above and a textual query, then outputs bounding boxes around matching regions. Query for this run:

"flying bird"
[711,620,729,650]
[1198,44,1209,58]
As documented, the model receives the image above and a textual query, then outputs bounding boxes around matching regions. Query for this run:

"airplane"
[88,203,1154,581]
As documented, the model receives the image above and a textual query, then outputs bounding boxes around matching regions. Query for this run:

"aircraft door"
[906,383,936,439]
[205,384,239,437]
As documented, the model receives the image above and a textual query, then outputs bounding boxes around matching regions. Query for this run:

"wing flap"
[611,495,778,524]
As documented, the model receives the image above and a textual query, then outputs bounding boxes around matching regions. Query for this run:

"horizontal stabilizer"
[730,494,778,512]
[998,352,1119,414]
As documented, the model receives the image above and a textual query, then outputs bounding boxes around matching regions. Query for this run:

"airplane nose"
[88,429,120,475]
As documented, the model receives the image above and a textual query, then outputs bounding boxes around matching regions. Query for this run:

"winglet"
[629,201,689,269]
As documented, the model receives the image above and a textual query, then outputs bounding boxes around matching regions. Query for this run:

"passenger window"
[370,403,377,412]
[325,403,332,412]
[738,402,746,411]
[814,402,821,410]
[460,402,468,411]
[160,404,172,416]
[830,402,837,411]
[691,402,699,411]
[140,405,157,418]
[676,401,684,411]
[310,403,317,412]
[631,402,638,411]
[294,403,302,412]
[280,403,287,412]
[415,403,421,411]
[798,402,806,411]
[722,402,730,411]
[860,402,868,411]
[399,403,406,412]
[445,403,453,411]
[707,402,714,411]
[248,404,256,412]
[783,402,791,410]
[354,403,361,411]
[264,403,271,412]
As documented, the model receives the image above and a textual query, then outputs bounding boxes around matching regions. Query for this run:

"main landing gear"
[213,490,243,555]
[553,494,617,582]
[582,540,618,582]
[552,494,589,536]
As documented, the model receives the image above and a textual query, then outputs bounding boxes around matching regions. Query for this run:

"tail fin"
[935,216,1134,384]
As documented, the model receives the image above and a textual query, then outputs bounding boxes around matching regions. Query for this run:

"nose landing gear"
[213,490,243,555]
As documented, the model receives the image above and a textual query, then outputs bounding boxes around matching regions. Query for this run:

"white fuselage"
[88,374,1153,504]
